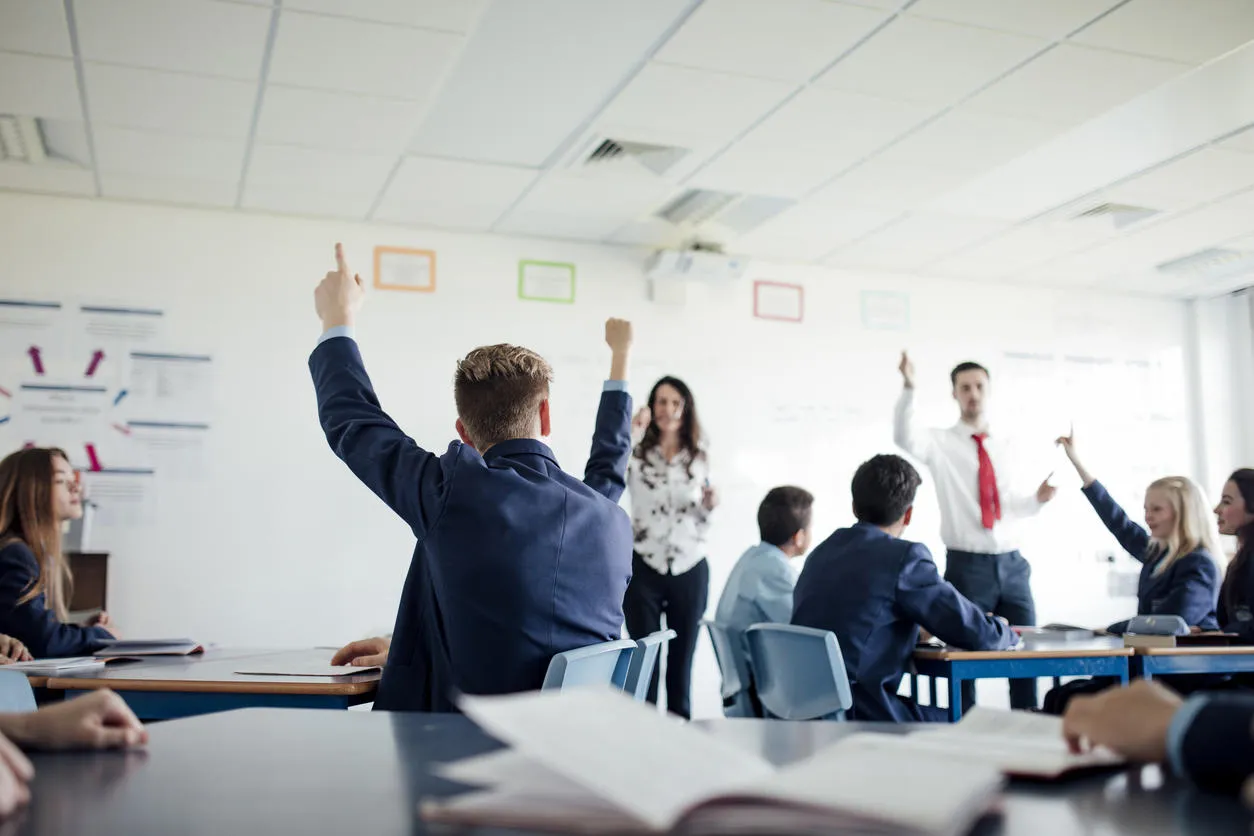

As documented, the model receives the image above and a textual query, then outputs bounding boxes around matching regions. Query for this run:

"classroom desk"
[913,640,1133,721]
[9,709,1248,836]
[42,648,379,720]
[1131,645,1254,679]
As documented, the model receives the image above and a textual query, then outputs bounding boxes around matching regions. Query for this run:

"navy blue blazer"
[1178,694,1254,793]
[1081,482,1220,633]
[310,336,634,712]
[0,541,112,657]
[791,522,1014,723]
[1219,555,1254,642]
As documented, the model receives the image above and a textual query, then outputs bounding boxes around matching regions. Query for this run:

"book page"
[436,749,582,794]
[458,690,776,832]
[909,709,1124,775]
[944,707,1069,739]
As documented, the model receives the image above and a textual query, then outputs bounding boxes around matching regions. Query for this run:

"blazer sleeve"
[582,389,632,502]
[895,543,1015,651]
[0,543,111,658]
[1152,553,1220,630]
[309,336,447,538]
[756,564,799,624]
[1219,562,1254,642]
[1082,481,1151,562]
[1176,694,1254,793]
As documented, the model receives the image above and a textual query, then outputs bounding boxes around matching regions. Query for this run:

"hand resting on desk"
[332,636,391,667]
[0,635,31,663]
[1062,679,1181,762]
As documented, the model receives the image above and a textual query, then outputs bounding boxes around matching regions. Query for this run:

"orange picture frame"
[373,246,437,293]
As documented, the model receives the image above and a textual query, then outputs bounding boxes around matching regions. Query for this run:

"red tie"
[972,433,1001,530]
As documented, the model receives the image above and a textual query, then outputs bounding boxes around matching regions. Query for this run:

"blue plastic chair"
[744,624,853,721]
[623,629,677,701]
[541,639,637,692]
[702,620,756,717]
[0,671,36,712]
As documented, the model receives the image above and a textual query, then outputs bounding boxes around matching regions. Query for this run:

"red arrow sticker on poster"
[84,443,102,472]
[85,350,105,377]
[27,347,43,375]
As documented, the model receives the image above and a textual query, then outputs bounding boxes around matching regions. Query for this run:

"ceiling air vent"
[656,189,794,236]
[1071,202,1160,229]
[0,115,46,164]
[1157,248,1254,281]
[571,135,689,177]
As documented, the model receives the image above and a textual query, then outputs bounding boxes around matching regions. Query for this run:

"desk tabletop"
[915,639,1133,661]
[1136,645,1254,656]
[43,648,379,696]
[12,710,1248,836]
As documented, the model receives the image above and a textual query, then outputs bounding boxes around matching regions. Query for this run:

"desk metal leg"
[949,677,963,722]
[929,676,938,708]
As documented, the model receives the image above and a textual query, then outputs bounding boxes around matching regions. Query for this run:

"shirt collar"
[481,438,559,466]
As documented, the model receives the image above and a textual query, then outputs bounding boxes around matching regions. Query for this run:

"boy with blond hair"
[312,245,635,712]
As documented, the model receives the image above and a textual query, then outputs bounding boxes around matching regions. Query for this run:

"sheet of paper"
[5,656,105,674]
[458,689,775,831]
[946,707,1071,740]
[436,750,588,795]
[234,664,379,677]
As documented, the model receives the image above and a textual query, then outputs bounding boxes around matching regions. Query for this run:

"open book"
[93,639,205,657]
[421,689,1004,836]
[908,707,1124,778]
[5,656,109,675]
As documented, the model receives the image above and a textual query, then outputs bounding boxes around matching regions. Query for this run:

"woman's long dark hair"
[635,376,704,475]
[1220,468,1254,617]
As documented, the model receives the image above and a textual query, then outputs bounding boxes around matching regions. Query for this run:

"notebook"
[421,689,1004,836]
[5,656,109,675]
[93,639,205,657]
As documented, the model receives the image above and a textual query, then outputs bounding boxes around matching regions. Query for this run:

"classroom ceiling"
[2,0,1254,298]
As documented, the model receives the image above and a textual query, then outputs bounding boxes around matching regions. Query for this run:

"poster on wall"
[752,281,804,323]
[859,290,910,331]
[374,246,436,293]
[518,260,576,304]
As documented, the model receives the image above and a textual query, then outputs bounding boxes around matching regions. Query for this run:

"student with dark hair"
[1216,469,1254,641]
[624,376,719,719]
[713,486,814,693]
[792,454,1014,722]
[893,353,1056,711]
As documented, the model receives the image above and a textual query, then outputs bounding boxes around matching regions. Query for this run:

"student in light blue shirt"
[713,486,814,712]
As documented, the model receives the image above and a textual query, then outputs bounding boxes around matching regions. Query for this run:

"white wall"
[0,192,1221,717]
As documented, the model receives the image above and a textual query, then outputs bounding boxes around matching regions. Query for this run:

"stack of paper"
[93,639,205,657]
[421,689,1005,836]
[5,657,107,675]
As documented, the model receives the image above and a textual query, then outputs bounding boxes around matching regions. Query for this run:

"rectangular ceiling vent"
[1157,247,1254,281]
[567,135,689,177]
[0,115,46,164]
[1070,201,1160,229]
[656,188,794,236]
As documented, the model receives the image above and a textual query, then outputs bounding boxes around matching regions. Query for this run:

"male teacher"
[894,352,1056,710]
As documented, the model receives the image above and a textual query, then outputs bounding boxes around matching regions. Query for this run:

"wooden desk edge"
[1137,646,1254,656]
[44,677,379,696]
[914,647,1134,661]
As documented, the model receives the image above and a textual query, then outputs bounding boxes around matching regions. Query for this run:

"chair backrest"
[623,629,677,700]
[702,620,750,700]
[744,624,853,721]
[0,671,36,713]
[541,639,637,692]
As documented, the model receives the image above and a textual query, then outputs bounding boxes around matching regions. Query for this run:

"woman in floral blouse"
[625,376,719,718]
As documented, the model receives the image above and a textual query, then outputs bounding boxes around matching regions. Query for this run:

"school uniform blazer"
[1172,693,1254,793]
[1219,556,1254,642]
[310,336,634,712]
[0,541,113,657]
[1081,481,1220,633]
[791,522,1014,723]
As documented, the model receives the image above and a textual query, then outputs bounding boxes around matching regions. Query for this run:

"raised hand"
[314,242,365,330]
[631,407,651,434]
[604,318,633,354]
[1036,473,1057,504]
[899,350,915,389]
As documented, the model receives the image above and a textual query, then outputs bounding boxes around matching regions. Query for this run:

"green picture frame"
[518,260,576,304]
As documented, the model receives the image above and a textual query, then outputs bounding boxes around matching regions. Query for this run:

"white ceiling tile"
[282,0,489,32]
[513,170,673,218]
[99,174,238,208]
[374,156,537,228]
[257,86,427,154]
[816,16,1047,106]
[1103,148,1254,210]
[810,157,979,211]
[608,217,691,248]
[75,0,271,79]
[408,0,694,168]
[597,63,793,143]
[1072,0,1254,65]
[654,0,890,82]
[269,10,464,100]
[242,185,376,219]
[0,53,81,119]
[735,86,933,160]
[689,146,854,198]
[92,126,245,182]
[908,0,1120,38]
[85,64,256,138]
[964,44,1190,124]
[39,119,91,166]
[826,212,1008,268]
[246,144,395,195]
[1219,126,1254,154]
[873,107,1064,173]
[494,210,628,243]
[0,161,94,196]
[930,221,1114,277]
[0,0,71,56]
[733,203,901,260]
